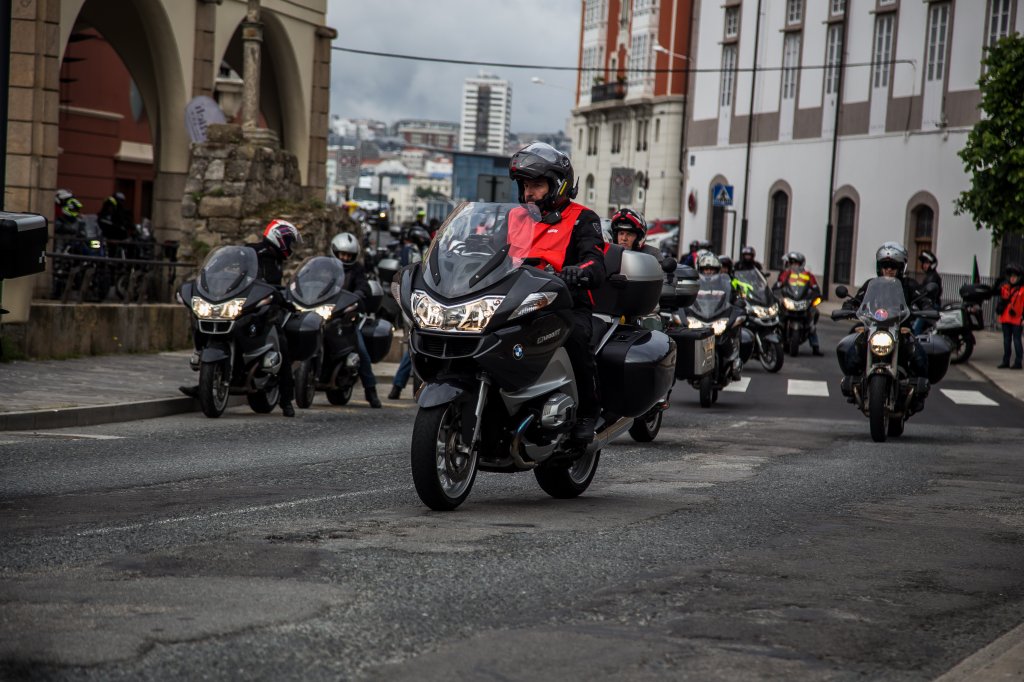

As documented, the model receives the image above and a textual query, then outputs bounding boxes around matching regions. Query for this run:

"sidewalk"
[0,352,400,431]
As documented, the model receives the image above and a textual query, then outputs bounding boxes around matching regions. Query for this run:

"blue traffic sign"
[712,183,734,208]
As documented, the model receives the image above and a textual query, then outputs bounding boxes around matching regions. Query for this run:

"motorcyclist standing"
[508,141,606,443]
[842,242,929,383]
[388,226,430,400]
[609,207,676,271]
[331,232,382,408]
[97,192,132,243]
[179,219,302,417]
[776,251,824,356]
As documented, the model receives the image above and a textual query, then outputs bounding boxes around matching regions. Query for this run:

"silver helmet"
[875,241,908,276]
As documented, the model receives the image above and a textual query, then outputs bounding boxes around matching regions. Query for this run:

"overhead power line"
[331,44,916,74]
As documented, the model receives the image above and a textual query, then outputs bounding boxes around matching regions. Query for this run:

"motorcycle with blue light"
[830,279,949,442]
[395,202,676,511]
[177,246,290,418]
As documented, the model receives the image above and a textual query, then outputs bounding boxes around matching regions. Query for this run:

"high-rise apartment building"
[459,73,512,154]
[571,0,694,223]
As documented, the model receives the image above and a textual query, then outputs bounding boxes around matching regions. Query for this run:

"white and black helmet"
[331,232,360,262]
[697,251,722,273]
[875,241,908,276]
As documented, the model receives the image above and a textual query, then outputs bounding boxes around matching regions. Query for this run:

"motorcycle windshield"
[82,215,102,240]
[197,246,258,301]
[733,269,770,305]
[856,277,910,327]
[689,273,733,320]
[291,256,345,306]
[423,201,545,299]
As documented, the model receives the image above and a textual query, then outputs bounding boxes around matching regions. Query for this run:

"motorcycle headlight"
[687,317,705,329]
[782,297,797,311]
[411,290,504,333]
[192,296,247,319]
[750,305,768,318]
[313,304,336,320]
[768,303,779,316]
[712,319,728,336]
[509,292,558,320]
[869,330,895,356]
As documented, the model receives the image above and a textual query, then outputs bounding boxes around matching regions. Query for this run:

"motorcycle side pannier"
[377,257,401,285]
[660,264,700,310]
[959,283,993,304]
[364,279,384,315]
[592,245,664,318]
[597,327,676,417]
[667,327,715,381]
[919,334,952,384]
[361,317,394,363]
[285,311,323,362]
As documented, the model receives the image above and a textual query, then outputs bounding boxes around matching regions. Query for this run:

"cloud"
[326,0,581,133]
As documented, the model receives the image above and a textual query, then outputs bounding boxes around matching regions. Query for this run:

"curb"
[933,621,1024,681]
[0,372,399,432]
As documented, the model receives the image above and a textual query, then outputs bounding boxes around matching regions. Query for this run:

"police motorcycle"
[831,279,949,442]
[681,272,751,407]
[733,268,784,373]
[178,246,291,418]
[776,269,822,356]
[395,202,676,511]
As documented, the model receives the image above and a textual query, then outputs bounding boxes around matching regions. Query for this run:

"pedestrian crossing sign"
[712,184,734,207]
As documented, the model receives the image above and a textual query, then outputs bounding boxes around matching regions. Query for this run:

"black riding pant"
[277,324,294,403]
[565,308,599,419]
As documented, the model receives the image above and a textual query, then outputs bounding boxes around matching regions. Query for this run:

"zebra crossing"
[710,376,1002,407]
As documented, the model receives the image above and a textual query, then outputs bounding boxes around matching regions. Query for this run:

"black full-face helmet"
[740,245,756,263]
[508,142,578,214]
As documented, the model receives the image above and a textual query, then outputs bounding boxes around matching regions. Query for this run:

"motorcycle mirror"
[835,284,849,298]
[661,257,678,273]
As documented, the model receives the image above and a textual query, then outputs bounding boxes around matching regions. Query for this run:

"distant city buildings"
[459,73,513,154]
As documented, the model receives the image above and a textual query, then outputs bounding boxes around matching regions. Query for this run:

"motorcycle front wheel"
[325,382,353,406]
[198,361,230,418]
[247,382,280,413]
[294,358,318,409]
[760,339,785,373]
[699,373,714,408]
[868,374,890,443]
[411,403,478,511]
[534,448,600,499]
[948,334,974,365]
[628,408,663,442]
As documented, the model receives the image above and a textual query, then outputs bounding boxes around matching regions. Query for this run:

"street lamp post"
[654,43,690,262]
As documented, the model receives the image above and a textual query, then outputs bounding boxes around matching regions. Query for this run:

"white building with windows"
[459,73,512,154]
[684,0,1023,291]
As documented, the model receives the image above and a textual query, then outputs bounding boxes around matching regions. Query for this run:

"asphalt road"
[2,334,1024,681]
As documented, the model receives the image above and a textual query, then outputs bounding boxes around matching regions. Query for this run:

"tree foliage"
[954,34,1024,244]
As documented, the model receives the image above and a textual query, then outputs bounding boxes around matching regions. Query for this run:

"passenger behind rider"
[508,141,606,443]
[841,242,929,387]
[776,251,824,356]
[180,219,301,417]
[912,250,943,335]
[331,232,382,408]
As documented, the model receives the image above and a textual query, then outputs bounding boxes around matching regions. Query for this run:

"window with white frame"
[831,0,845,15]
[926,3,950,82]
[879,0,895,5]
[873,14,894,89]
[584,0,608,29]
[786,0,803,25]
[825,24,843,95]
[630,32,653,86]
[782,33,801,99]
[611,122,623,154]
[725,7,740,38]
[720,45,737,107]
[988,0,1013,48]
[632,0,657,17]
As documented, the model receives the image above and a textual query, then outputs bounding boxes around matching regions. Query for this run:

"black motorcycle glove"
[559,265,593,288]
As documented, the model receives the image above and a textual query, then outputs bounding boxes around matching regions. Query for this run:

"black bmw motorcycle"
[775,269,821,356]
[734,268,783,373]
[178,246,290,418]
[682,273,749,407]
[396,202,676,511]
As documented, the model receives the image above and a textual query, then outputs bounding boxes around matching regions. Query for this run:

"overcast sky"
[325,0,582,133]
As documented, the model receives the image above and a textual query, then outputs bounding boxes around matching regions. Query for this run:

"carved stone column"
[240,0,262,130]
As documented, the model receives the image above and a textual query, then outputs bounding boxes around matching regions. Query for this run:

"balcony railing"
[590,81,627,103]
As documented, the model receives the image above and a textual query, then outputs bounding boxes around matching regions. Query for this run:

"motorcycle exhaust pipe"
[587,416,632,453]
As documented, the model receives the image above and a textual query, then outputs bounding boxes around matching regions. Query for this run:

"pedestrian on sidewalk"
[996,263,1024,369]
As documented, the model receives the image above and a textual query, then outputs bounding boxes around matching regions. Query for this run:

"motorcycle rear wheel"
[295,359,317,409]
[699,374,714,408]
[325,382,353,406]
[948,335,974,365]
[628,408,663,442]
[760,340,785,373]
[247,383,280,413]
[868,374,890,443]
[198,361,230,418]
[411,403,478,511]
[534,448,600,499]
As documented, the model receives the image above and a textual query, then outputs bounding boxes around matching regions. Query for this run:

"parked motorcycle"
[681,273,750,407]
[831,279,949,442]
[396,202,676,510]
[53,215,111,302]
[178,246,290,418]
[928,283,993,364]
[287,256,394,408]
[775,270,822,356]
[734,269,784,372]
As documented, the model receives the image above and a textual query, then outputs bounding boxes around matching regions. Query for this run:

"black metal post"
[739,0,764,256]
[0,0,12,212]
[821,9,850,300]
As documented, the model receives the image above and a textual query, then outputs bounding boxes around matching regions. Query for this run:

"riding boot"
[570,416,596,443]
[280,401,295,417]
[365,387,382,408]
[179,385,199,398]
[388,385,402,400]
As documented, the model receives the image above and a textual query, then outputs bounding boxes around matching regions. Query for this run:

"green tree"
[954,34,1024,244]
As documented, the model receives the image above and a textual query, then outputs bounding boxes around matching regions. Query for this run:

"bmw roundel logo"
[512,344,524,360]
